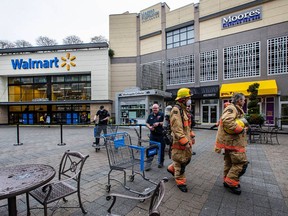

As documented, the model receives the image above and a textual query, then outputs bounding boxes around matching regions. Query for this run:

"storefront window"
[120,104,146,124]
[33,84,47,99]
[9,75,91,102]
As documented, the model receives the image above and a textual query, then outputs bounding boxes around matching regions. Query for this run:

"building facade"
[109,0,288,125]
[0,43,112,124]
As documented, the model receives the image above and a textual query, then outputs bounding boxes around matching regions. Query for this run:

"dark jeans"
[150,133,165,164]
[95,125,107,144]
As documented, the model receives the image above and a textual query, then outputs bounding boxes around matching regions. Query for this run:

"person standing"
[214,93,249,195]
[94,105,110,147]
[146,104,165,170]
[39,115,45,126]
[167,88,195,193]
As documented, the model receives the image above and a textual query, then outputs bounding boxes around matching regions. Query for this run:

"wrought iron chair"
[26,150,89,216]
[106,178,168,216]
[249,125,263,143]
[267,127,280,145]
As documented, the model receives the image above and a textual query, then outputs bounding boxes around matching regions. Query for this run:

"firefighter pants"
[224,150,248,187]
[168,148,192,185]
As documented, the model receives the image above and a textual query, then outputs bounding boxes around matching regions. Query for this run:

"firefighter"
[214,93,249,195]
[167,88,195,192]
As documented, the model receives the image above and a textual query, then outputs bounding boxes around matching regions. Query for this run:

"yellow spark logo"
[61,52,76,71]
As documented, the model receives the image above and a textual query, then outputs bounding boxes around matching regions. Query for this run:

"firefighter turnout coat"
[215,104,247,152]
[168,103,195,185]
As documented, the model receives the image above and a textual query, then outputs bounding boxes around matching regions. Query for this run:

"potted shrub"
[246,83,265,126]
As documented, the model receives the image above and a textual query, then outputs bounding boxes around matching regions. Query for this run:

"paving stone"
[1,126,288,216]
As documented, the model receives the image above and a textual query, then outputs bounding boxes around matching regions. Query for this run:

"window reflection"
[9,74,91,102]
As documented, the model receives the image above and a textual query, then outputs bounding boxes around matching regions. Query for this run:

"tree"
[36,36,57,46]
[91,35,107,43]
[246,83,265,125]
[14,40,32,48]
[0,40,15,49]
[63,35,83,45]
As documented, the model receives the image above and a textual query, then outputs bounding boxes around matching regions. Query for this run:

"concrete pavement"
[0,125,287,216]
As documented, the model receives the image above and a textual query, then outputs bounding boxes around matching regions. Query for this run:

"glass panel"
[281,104,288,125]
[35,105,47,111]
[52,84,65,101]
[210,106,217,123]
[34,84,47,100]
[79,75,90,81]
[187,26,193,30]
[34,76,47,83]
[280,96,288,101]
[52,76,64,83]
[180,32,187,40]
[202,106,209,123]
[8,77,21,84]
[21,85,33,101]
[9,106,22,112]
[187,31,193,39]
[21,77,33,84]
[65,75,79,82]
[166,36,172,44]
[180,27,186,33]
[173,34,179,42]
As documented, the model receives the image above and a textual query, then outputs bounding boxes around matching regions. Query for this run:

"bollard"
[14,123,23,146]
[57,124,66,146]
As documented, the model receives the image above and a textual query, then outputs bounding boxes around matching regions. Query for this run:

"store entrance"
[8,104,90,125]
[201,99,218,124]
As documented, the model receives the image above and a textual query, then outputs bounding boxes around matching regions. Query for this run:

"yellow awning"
[220,80,278,98]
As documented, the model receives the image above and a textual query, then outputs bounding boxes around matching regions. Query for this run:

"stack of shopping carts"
[102,132,161,196]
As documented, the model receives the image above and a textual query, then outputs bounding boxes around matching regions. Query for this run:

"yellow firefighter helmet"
[224,118,245,134]
[175,88,191,100]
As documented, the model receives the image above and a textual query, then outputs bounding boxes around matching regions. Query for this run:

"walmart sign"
[11,57,59,70]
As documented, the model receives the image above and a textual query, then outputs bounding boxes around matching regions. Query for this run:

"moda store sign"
[222,7,262,29]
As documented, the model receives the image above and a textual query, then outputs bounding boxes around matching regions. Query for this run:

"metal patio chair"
[26,150,89,216]
[106,178,168,216]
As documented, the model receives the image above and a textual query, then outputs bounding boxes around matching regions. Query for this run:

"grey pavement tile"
[254,206,272,216]
[253,194,270,208]
[1,126,288,216]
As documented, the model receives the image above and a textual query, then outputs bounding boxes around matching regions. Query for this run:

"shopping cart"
[92,124,118,152]
[102,132,161,196]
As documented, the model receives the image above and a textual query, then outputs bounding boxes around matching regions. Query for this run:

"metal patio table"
[0,164,56,216]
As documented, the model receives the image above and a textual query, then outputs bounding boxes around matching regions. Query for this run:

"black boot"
[224,183,241,195]
[223,182,240,188]
[177,184,188,193]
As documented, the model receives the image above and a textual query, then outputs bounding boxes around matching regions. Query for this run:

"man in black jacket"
[94,105,110,146]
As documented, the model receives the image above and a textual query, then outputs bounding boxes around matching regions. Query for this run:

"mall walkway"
[0,125,287,215]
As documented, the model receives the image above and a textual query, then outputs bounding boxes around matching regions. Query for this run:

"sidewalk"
[0,125,287,216]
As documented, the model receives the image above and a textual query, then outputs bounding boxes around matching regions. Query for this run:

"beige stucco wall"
[140,35,162,55]
[109,13,138,58]
[199,0,254,17]
[166,4,194,28]
[200,0,288,41]
[111,63,137,99]
[140,3,162,37]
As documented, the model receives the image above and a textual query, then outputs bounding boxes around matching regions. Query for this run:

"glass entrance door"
[201,100,218,124]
